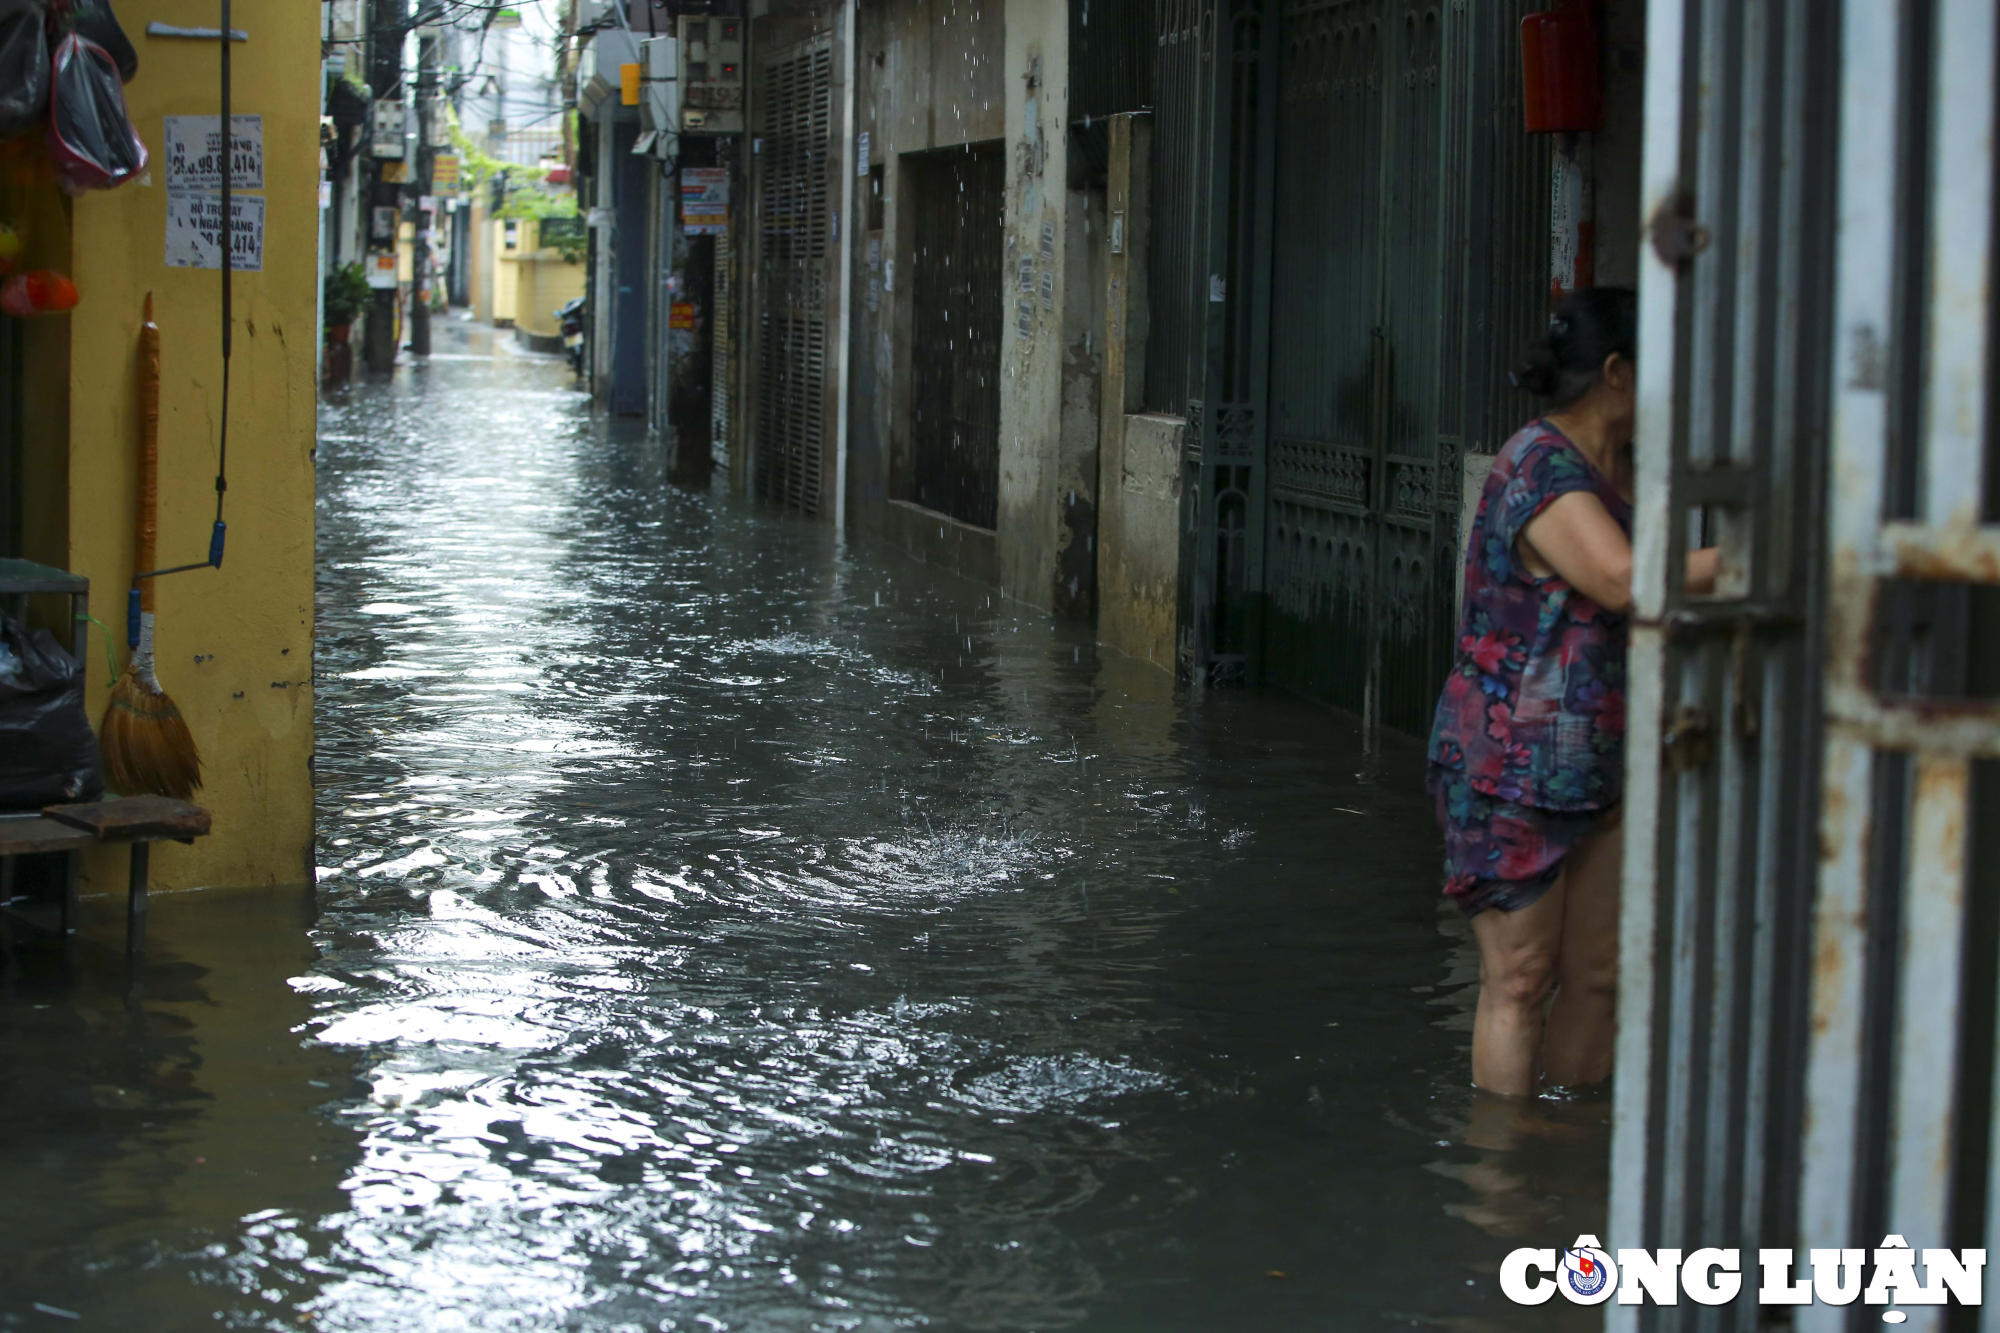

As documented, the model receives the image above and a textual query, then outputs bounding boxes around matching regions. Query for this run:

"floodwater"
[0,323,1607,1331]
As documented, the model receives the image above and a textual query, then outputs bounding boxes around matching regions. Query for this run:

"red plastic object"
[1521,1,1602,133]
[1,270,81,317]
[46,32,149,194]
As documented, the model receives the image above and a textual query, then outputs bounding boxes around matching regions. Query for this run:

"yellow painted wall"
[516,255,585,338]
[61,0,319,891]
[490,219,521,327]
[493,218,583,337]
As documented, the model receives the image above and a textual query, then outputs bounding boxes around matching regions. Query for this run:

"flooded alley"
[1,327,1607,1331]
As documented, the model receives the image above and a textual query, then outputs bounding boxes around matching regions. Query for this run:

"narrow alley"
[1,327,1605,1331]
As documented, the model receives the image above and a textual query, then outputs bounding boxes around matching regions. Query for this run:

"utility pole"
[363,0,406,373]
[411,22,439,356]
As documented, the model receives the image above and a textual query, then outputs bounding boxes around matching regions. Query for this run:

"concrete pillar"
[994,0,1068,613]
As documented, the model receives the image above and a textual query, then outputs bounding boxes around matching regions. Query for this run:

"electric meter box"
[677,15,744,135]
[370,102,406,159]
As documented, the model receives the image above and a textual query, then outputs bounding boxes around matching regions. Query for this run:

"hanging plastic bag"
[47,30,145,193]
[0,0,50,141]
[0,614,104,810]
[63,0,133,83]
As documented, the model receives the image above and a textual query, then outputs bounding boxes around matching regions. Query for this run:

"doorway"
[906,144,1005,530]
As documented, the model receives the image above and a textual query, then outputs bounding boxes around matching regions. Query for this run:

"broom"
[102,293,202,799]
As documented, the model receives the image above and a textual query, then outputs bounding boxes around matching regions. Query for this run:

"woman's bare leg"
[1469,883,1567,1096]
[1540,812,1624,1088]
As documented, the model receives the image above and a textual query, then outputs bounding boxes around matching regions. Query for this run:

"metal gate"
[907,145,1005,530]
[1180,0,1550,734]
[1612,2,2000,1329]
[1257,0,1463,735]
[1147,0,1216,423]
[752,37,835,514]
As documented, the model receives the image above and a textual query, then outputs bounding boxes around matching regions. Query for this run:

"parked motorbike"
[557,296,586,374]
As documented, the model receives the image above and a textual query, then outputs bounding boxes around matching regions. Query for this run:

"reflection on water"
[0,324,1605,1330]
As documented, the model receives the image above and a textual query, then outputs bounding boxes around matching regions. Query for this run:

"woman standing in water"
[1428,287,1715,1096]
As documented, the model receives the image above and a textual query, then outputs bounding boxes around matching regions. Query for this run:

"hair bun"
[1509,287,1636,403]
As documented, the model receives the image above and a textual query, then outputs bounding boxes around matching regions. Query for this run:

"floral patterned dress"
[1426,419,1632,916]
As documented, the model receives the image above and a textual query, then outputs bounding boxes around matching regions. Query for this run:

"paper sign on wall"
[366,253,399,289]
[681,166,729,235]
[163,115,263,191]
[164,193,265,271]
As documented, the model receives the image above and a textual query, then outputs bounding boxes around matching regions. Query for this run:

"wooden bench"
[0,795,212,954]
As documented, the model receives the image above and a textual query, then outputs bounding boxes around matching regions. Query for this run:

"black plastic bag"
[0,615,103,810]
[65,0,132,82]
[46,29,144,192]
[0,0,49,141]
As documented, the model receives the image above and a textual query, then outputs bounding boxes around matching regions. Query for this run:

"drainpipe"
[832,0,858,536]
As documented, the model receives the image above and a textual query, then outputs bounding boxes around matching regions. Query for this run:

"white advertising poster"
[681,167,729,235]
[164,193,266,271]
[163,115,264,191]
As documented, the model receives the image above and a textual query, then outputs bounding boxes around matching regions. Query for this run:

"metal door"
[1180,0,1546,731]
[612,121,651,417]
[1256,0,1462,737]
[908,145,1005,530]
[752,37,835,514]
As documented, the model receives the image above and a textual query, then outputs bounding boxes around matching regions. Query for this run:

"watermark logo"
[1559,1241,1616,1304]
[1503,1235,1986,1322]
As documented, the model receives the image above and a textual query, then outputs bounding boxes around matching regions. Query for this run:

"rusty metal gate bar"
[1610,0,1840,1323]
[752,38,834,515]
[1613,1,2000,1330]
[908,145,1005,530]
[1801,5,2000,1332]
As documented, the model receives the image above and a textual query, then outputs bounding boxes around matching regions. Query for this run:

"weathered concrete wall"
[993,0,1067,613]
[848,0,1005,554]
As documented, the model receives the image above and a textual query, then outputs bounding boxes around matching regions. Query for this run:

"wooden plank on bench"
[0,815,97,856]
[41,796,212,842]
